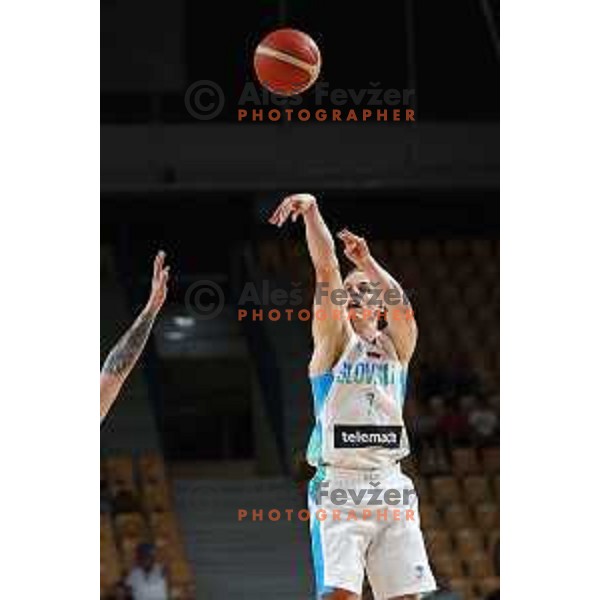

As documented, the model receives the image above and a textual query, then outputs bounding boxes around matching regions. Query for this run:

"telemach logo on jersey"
[334,425,404,449]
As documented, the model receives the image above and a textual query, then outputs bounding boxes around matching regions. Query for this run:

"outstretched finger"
[339,229,361,244]
[153,251,165,280]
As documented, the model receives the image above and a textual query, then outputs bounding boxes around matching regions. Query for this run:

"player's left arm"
[338,229,417,363]
[100,251,170,421]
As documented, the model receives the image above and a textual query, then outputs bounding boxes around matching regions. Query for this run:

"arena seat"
[474,502,500,530]
[389,240,414,261]
[477,576,500,597]
[120,535,151,570]
[482,447,500,473]
[448,577,476,600]
[104,455,136,492]
[413,476,430,504]
[432,553,464,579]
[462,476,491,505]
[150,512,180,538]
[443,239,469,260]
[419,502,441,529]
[454,527,484,556]
[114,512,146,539]
[470,240,494,261]
[493,474,500,500]
[444,503,472,530]
[486,528,500,551]
[451,448,481,476]
[416,239,442,262]
[139,453,169,486]
[425,528,452,555]
[430,476,462,504]
[142,481,172,512]
[465,552,495,578]
[170,558,194,583]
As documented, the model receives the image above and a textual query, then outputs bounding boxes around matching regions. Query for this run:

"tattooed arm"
[100,251,170,421]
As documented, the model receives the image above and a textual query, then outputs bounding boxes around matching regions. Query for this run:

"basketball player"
[100,251,169,421]
[269,195,436,600]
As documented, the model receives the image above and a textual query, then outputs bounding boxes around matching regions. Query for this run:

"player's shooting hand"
[268,193,317,227]
[146,250,170,315]
[337,229,371,268]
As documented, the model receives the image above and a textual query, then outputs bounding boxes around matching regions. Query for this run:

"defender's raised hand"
[268,193,317,227]
[146,250,170,315]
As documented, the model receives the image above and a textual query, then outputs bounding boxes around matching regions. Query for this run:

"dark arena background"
[101,2,499,599]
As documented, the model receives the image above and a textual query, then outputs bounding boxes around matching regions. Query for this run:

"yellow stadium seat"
[419,503,441,529]
[150,512,180,539]
[105,455,136,492]
[482,447,500,473]
[114,513,146,539]
[454,527,484,556]
[417,240,442,261]
[444,503,472,530]
[462,476,491,505]
[486,529,500,551]
[155,534,186,565]
[444,240,468,259]
[142,481,172,512]
[477,576,500,597]
[449,577,476,600]
[119,535,150,570]
[170,558,194,584]
[470,239,494,260]
[432,553,464,579]
[466,552,496,578]
[171,581,196,600]
[139,453,169,485]
[451,448,481,476]
[474,502,500,530]
[431,476,462,504]
[425,528,452,555]
[414,477,430,504]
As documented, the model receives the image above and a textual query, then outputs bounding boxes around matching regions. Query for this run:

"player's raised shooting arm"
[269,195,350,373]
[366,257,416,362]
[100,251,169,421]
[338,229,417,364]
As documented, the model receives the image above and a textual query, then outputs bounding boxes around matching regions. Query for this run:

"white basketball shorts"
[308,464,436,599]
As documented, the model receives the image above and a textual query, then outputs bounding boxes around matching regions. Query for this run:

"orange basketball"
[254,28,322,96]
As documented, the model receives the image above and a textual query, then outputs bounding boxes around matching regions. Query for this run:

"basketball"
[254,28,322,96]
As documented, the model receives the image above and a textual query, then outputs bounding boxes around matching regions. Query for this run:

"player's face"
[344,271,380,325]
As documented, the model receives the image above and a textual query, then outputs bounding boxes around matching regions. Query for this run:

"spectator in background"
[468,395,499,447]
[125,543,168,600]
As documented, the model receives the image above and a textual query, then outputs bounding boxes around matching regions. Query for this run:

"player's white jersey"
[307,331,411,470]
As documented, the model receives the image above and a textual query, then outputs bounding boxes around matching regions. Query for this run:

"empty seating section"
[100,453,195,599]
[256,238,500,391]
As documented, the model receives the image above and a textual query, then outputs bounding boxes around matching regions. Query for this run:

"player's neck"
[352,319,379,343]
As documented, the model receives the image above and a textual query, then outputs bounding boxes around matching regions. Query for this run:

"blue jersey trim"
[310,372,335,415]
[307,373,334,466]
